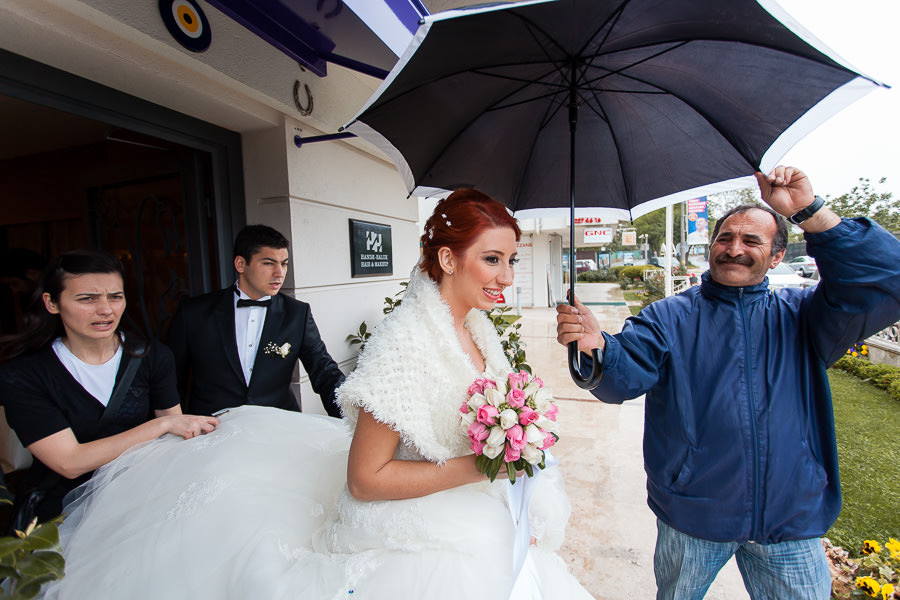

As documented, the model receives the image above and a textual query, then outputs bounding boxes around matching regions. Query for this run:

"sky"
[772,0,899,200]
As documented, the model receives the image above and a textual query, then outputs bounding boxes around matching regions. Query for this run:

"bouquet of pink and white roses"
[460,371,559,483]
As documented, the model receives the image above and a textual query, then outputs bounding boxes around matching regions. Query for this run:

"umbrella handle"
[567,341,603,389]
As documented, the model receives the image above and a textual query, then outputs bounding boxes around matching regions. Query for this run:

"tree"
[826,177,898,232]
[633,210,685,255]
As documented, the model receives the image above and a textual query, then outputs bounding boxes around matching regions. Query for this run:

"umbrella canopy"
[346,0,881,215]
[344,0,883,386]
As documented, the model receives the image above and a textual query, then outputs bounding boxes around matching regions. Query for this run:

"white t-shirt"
[52,338,123,407]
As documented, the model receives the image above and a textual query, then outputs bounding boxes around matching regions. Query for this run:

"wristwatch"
[788,195,825,225]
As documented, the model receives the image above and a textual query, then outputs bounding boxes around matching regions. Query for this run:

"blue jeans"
[654,520,831,600]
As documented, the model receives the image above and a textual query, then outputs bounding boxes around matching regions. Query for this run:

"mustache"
[715,255,753,266]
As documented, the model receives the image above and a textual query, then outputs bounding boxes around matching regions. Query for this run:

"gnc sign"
[583,227,613,244]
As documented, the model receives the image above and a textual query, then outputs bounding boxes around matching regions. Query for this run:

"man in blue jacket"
[556,166,900,599]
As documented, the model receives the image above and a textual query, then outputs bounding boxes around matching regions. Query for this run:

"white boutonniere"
[264,342,292,359]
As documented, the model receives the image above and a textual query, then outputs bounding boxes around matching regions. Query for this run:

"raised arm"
[346,408,485,501]
[753,166,841,233]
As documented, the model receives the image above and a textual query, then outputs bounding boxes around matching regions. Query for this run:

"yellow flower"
[861,349,868,355]
[886,538,900,559]
[863,540,882,555]
[852,351,859,357]
[861,344,868,350]
[847,348,852,354]
[857,576,881,597]
[880,583,894,600]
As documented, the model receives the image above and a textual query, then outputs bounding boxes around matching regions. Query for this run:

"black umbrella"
[343,0,882,387]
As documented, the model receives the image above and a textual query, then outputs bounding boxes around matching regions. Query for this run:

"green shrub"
[576,269,603,283]
[831,355,900,403]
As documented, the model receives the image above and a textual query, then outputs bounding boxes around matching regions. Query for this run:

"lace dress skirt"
[42,406,593,599]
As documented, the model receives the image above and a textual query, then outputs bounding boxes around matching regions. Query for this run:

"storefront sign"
[349,219,392,277]
[584,227,613,244]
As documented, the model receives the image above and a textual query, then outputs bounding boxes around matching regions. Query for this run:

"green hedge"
[576,269,619,283]
[831,355,900,403]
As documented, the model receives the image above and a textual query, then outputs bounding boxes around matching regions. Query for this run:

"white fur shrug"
[337,266,512,463]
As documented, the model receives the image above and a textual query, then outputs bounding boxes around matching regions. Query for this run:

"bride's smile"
[439,226,518,314]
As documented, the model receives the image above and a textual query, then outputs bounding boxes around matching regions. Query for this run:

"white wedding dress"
[44,407,591,599]
[43,268,594,599]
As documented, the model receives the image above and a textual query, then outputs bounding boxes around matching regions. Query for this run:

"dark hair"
[419,189,521,284]
[1,250,126,360]
[233,225,289,262]
[710,204,788,256]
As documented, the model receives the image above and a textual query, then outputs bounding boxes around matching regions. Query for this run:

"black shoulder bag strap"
[99,339,148,429]
[8,340,149,533]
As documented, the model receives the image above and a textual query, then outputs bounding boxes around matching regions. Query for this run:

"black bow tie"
[236,298,271,308]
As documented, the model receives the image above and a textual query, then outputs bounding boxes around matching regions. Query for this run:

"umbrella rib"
[509,96,567,211]
[577,86,635,209]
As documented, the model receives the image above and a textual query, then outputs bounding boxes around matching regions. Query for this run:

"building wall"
[1,0,420,414]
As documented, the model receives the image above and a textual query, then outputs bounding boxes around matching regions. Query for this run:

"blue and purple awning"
[206,0,428,78]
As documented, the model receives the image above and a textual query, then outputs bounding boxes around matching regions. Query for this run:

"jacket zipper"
[739,287,761,540]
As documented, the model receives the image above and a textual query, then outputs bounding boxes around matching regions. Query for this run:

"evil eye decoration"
[159,0,211,52]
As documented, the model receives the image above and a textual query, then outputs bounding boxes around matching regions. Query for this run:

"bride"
[43,190,594,599]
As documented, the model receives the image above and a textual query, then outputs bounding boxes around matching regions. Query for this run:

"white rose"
[524,424,544,444]
[522,381,542,399]
[522,443,543,465]
[499,408,518,430]
[486,425,506,447]
[533,388,553,412]
[535,415,559,435]
[461,410,476,427]
[279,343,291,356]
[485,387,505,407]
[467,393,486,412]
[483,443,504,459]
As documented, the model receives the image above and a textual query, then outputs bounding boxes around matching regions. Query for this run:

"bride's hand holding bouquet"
[460,371,559,483]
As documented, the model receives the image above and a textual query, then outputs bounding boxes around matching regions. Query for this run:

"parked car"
[575,259,597,273]
[622,254,634,266]
[767,263,809,289]
[785,255,817,278]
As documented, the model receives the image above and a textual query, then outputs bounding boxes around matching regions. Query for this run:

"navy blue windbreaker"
[583,218,900,543]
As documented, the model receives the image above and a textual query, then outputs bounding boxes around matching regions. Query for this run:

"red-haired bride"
[43,190,594,600]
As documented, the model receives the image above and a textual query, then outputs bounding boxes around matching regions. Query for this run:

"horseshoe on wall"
[293,81,314,116]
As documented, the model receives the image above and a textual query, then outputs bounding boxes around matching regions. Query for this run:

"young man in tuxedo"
[165,225,345,417]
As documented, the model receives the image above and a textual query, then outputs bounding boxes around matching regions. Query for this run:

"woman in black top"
[0,250,219,522]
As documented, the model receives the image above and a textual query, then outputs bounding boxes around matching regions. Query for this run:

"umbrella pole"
[566,67,603,390]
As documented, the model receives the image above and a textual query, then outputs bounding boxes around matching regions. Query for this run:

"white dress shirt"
[233,283,270,385]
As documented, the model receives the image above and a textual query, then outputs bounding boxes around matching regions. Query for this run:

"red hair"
[420,189,521,284]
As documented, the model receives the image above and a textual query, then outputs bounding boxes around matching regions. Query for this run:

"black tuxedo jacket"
[165,288,344,417]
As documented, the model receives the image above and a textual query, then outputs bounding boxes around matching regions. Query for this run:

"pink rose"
[467,379,486,396]
[506,388,526,408]
[505,444,521,463]
[468,378,497,396]
[518,406,539,426]
[471,439,486,455]
[459,401,470,414]
[506,424,527,451]
[532,376,544,388]
[507,370,530,391]
[467,421,489,443]
[543,403,559,422]
[476,404,500,426]
[538,433,557,450]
